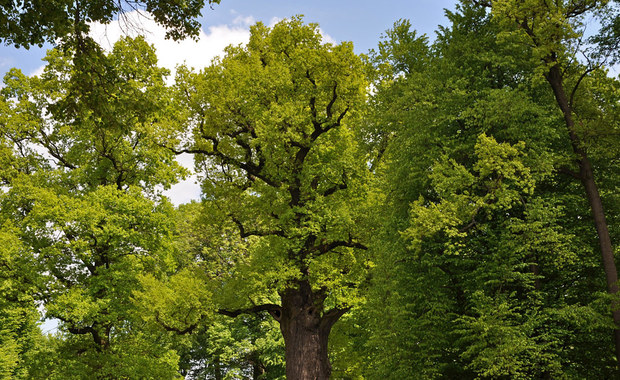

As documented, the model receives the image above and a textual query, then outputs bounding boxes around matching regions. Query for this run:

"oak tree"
[0,36,186,378]
[168,17,369,378]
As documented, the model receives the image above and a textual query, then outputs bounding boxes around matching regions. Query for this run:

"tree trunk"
[278,280,341,380]
[252,360,265,380]
[545,64,620,364]
[214,355,223,380]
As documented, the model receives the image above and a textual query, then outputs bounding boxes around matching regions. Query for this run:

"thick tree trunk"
[545,64,620,364]
[278,280,341,380]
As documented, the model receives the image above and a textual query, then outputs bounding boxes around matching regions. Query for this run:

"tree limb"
[322,171,348,197]
[569,65,597,109]
[154,311,198,335]
[218,303,282,321]
[313,234,368,255]
[231,216,284,238]
[557,165,582,180]
[320,306,351,332]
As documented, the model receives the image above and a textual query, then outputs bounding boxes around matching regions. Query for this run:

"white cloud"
[89,11,252,76]
[30,64,46,77]
[268,16,283,27]
[232,14,256,27]
[164,174,201,205]
[319,28,337,45]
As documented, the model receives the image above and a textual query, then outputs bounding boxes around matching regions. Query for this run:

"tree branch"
[163,144,282,188]
[218,303,282,321]
[557,165,581,180]
[154,311,198,335]
[231,216,284,238]
[320,306,351,332]
[322,171,348,197]
[569,65,597,109]
[325,82,338,119]
[313,234,368,255]
[470,0,491,7]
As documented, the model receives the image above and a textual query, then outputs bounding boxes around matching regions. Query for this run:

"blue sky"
[202,0,458,52]
[0,1,458,77]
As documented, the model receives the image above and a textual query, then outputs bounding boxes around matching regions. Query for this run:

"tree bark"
[278,280,342,380]
[545,64,620,364]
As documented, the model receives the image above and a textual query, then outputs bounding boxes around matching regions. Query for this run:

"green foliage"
[0,224,42,379]
[176,315,285,379]
[2,3,619,377]
[354,2,620,378]
[1,35,187,377]
[172,16,369,311]
[0,0,221,48]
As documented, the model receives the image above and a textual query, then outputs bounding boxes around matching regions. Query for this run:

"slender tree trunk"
[214,355,223,380]
[545,64,620,364]
[278,280,341,379]
[252,360,265,380]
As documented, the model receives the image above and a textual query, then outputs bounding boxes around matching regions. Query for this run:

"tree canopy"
[1,2,619,379]
[0,0,221,48]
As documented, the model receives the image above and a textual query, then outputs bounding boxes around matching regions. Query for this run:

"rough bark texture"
[545,64,620,364]
[278,280,342,380]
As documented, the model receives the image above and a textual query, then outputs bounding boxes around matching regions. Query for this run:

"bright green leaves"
[136,268,214,334]
[370,18,430,79]
[173,17,369,311]
[474,134,534,200]
[0,223,41,379]
[405,134,535,255]
[505,198,578,270]
[490,0,604,67]
[353,4,620,376]
[0,35,187,377]
[2,181,178,335]
[1,36,185,193]
[456,291,563,379]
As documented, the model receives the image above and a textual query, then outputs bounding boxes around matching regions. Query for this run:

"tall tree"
[166,17,369,378]
[470,0,620,364]
[357,4,619,377]
[0,36,186,378]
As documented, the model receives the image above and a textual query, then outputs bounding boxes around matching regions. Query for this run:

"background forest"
[1,0,619,379]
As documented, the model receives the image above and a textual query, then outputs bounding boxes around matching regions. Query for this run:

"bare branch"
[569,65,597,109]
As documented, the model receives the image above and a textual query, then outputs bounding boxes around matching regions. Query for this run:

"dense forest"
[1,0,619,378]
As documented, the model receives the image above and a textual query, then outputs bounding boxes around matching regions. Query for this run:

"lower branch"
[218,303,282,322]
